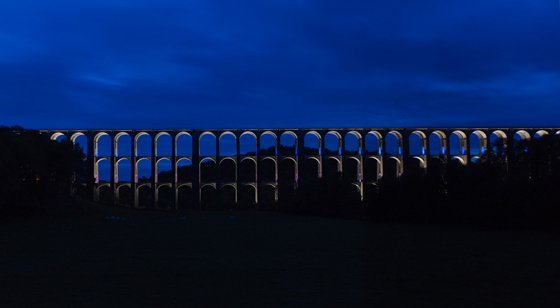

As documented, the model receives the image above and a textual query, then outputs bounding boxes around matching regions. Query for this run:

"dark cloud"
[0,0,559,129]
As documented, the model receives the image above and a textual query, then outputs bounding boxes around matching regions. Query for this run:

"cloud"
[0,0,559,129]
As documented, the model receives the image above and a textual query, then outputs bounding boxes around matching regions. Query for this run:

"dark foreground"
[1,201,559,307]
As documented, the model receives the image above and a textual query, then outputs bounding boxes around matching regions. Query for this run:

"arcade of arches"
[43,128,560,209]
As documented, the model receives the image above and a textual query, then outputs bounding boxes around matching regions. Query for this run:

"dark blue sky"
[1,0,560,129]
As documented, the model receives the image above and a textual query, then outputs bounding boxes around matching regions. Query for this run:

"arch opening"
[240,158,256,182]
[157,186,172,209]
[429,131,445,155]
[344,132,360,155]
[176,133,192,156]
[304,132,319,155]
[324,157,340,178]
[200,158,217,182]
[240,133,257,155]
[259,185,276,209]
[96,134,111,157]
[116,134,131,157]
[177,158,192,182]
[364,158,380,181]
[220,185,236,209]
[220,158,236,182]
[138,185,153,208]
[96,159,110,183]
[177,186,193,210]
[409,132,423,156]
[73,134,87,156]
[240,185,257,210]
[279,132,296,156]
[117,159,131,183]
[305,157,320,179]
[324,132,340,155]
[135,134,152,157]
[383,157,400,179]
[136,158,152,183]
[385,132,400,156]
[259,158,276,182]
[156,158,172,183]
[365,132,381,155]
[279,158,296,181]
[156,133,172,157]
[345,157,360,182]
[200,185,217,210]
[219,132,236,156]
[200,133,216,157]
[470,131,487,155]
[260,133,276,155]
[118,185,131,206]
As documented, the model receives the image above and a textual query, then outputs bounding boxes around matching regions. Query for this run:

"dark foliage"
[0,126,86,217]
[365,135,560,231]
[286,172,361,218]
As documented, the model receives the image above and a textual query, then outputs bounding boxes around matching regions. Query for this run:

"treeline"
[289,135,560,231]
[0,126,86,217]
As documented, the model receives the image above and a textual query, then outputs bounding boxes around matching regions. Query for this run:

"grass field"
[1,200,559,307]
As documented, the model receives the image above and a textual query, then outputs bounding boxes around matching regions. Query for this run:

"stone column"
[171,132,177,210]
[151,132,157,209]
[381,130,388,179]
[256,131,261,205]
[130,132,137,207]
[425,130,431,170]
[110,132,116,204]
[401,130,410,177]
[86,132,95,200]
[319,131,325,178]
[236,132,241,206]
[466,130,472,165]
[192,132,200,209]
[297,130,305,183]
[340,131,345,174]
[216,133,221,208]
[445,130,451,164]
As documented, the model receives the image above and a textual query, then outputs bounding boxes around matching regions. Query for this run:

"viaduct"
[40,127,558,209]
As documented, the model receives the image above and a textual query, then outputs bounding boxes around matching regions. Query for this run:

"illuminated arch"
[412,156,425,168]
[515,130,531,140]
[535,130,549,138]
[451,156,466,165]
[69,132,85,143]
[50,132,67,141]
[200,183,216,190]
[241,156,257,164]
[175,131,192,141]
[260,131,277,139]
[199,131,216,141]
[326,156,342,172]
[177,183,192,189]
[219,156,237,165]
[219,131,236,140]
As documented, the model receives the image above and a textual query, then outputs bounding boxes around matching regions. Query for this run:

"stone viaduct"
[41,127,559,209]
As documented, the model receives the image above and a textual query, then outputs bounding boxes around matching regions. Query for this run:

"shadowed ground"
[1,201,559,307]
